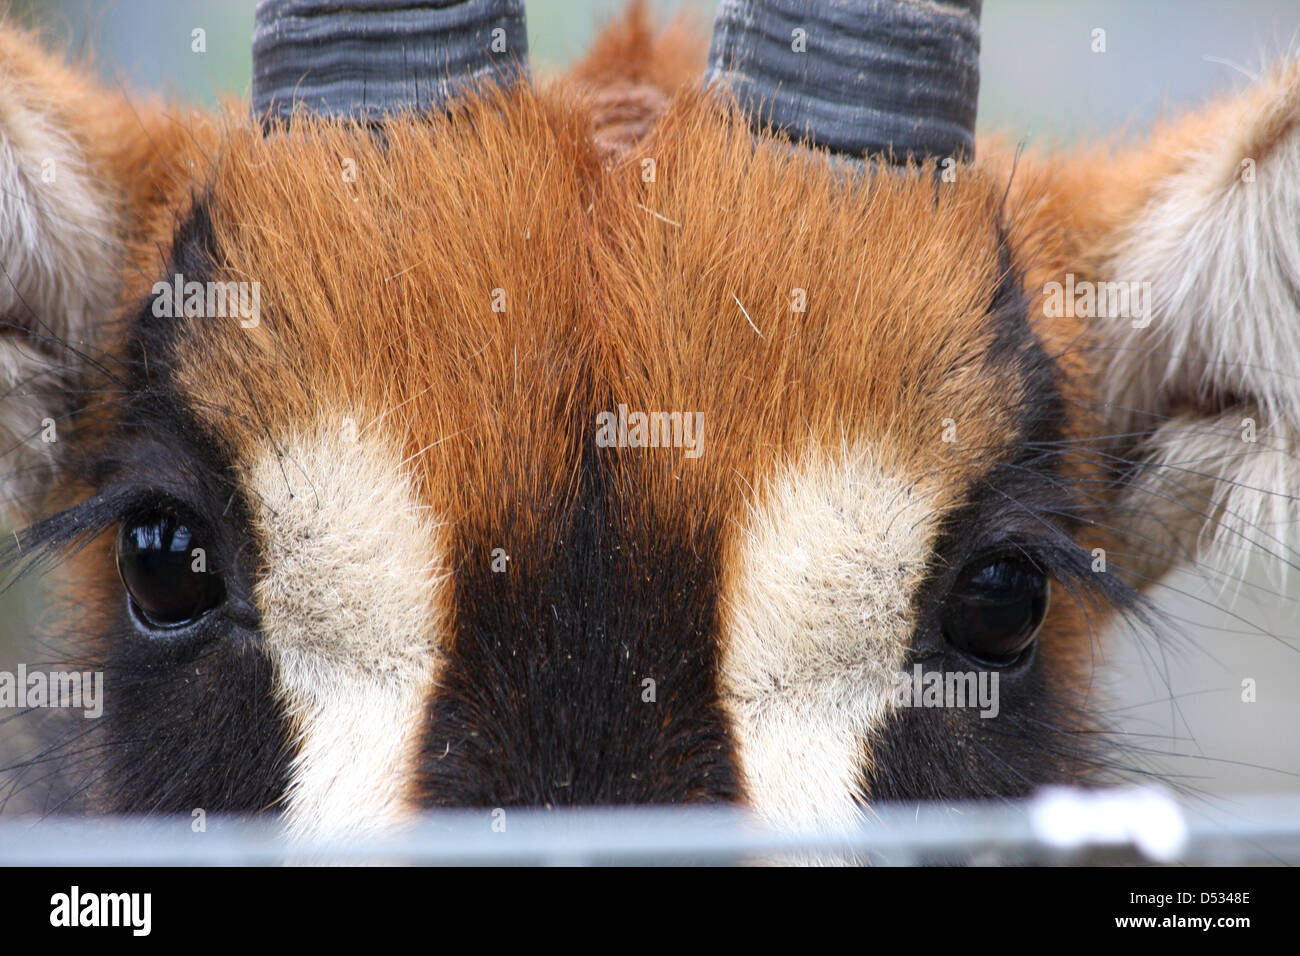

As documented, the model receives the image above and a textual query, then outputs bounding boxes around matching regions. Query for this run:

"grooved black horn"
[252,0,528,122]
[704,0,981,161]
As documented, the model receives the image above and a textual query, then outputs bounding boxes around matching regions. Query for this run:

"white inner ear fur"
[1097,67,1300,582]
[720,445,940,837]
[0,73,119,518]
[245,419,447,838]
[1116,407,1298,591]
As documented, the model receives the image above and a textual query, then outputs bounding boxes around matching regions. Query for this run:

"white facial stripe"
[721,447,940,834]
[245,420,447,837]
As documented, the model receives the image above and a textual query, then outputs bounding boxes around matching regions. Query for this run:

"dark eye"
[940,552,1050,666]
[115,509,225,629]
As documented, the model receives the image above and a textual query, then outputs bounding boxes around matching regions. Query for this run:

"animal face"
[1,1,1297,840]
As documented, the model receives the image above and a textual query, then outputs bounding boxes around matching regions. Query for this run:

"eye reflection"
[115,510,224,629]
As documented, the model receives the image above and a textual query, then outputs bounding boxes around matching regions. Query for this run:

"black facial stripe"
[985,228,1067,452]
[94,198,294,813]
[102,621,290,813]
[118,198,231,487]
[418,421,741,808]
[128,194,219,382]
[862,663,1101,804]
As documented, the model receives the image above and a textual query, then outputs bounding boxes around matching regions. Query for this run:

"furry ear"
[1088,60,1300,587]
[0,28,140,522]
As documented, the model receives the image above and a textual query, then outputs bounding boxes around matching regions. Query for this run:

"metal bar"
[2,788,1298,865]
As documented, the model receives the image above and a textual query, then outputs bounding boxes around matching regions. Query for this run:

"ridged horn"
[704,0,981,161]
[251,0,528,122]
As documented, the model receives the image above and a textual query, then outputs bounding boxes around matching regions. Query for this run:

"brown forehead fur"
[599,94,1030,511]
[149,80,1111,670]
[57,8,1146,706]
[172,86,1039,542]
[174,85,602,557]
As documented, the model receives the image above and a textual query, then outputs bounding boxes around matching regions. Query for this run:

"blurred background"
[1,0,1297,803]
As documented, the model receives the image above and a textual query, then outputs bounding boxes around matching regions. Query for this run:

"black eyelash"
[1,489,142,590]
[1010,537,1151,630]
